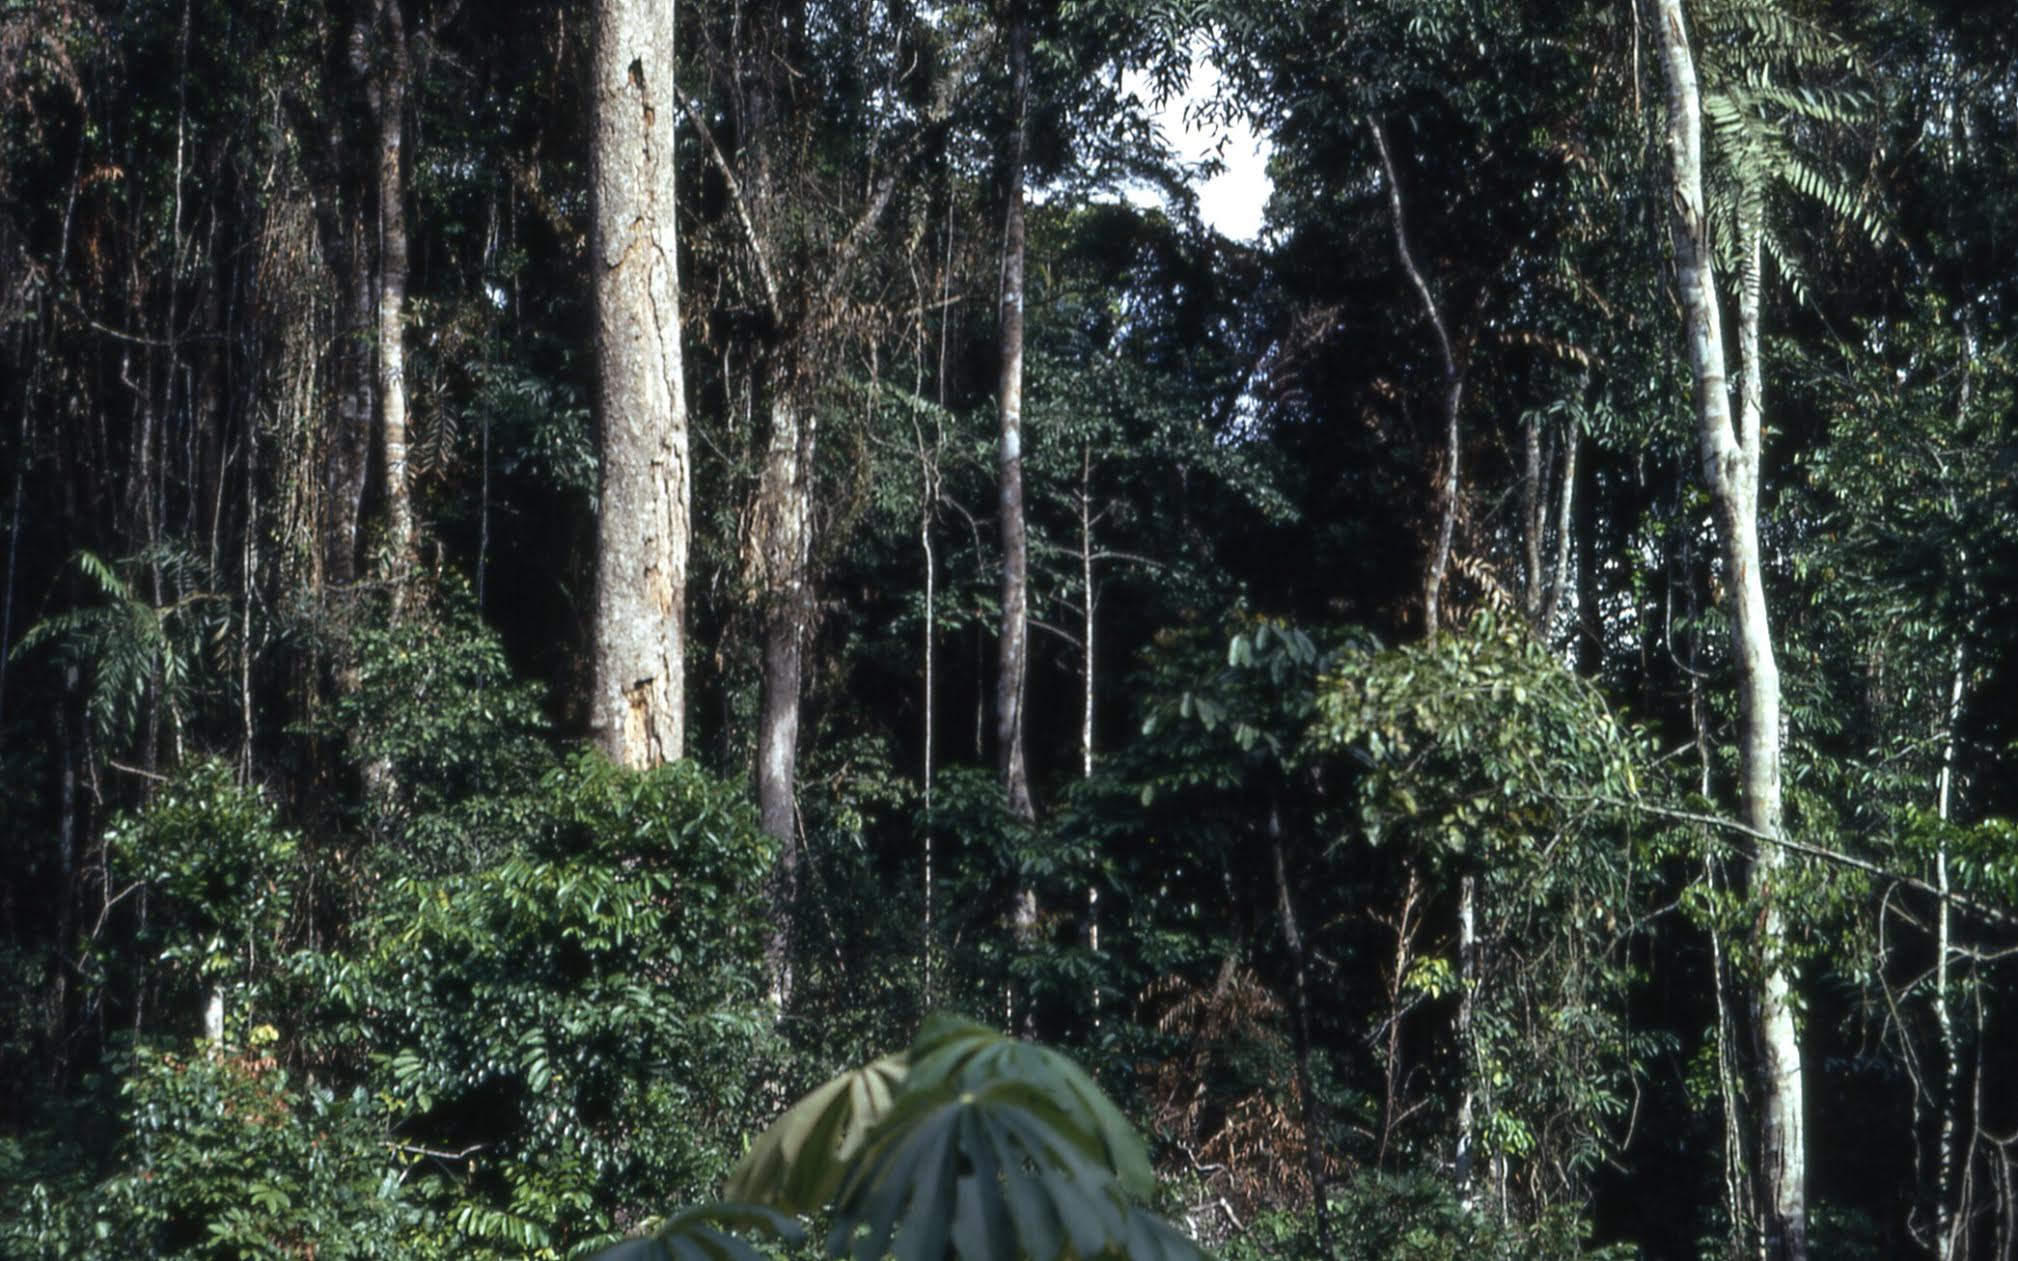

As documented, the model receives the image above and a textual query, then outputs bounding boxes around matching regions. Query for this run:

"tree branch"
[679,93,782,320]
[1574,793,2018,928]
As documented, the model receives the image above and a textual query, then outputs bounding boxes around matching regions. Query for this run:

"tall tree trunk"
[998,5,1035,834]
[1648,5,1806,1258]
[1935,641,1967,1261]
[368,0,415,591]
[589,0,690,771]
[325,206,375,590]
[997,6,1039,982]
[1454,872,1479,1206]
[754,384,812,1010]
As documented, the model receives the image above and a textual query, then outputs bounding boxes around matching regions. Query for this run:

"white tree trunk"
[1648,4,1805,1258]
[371,0,414,589]
[589,0,689,770]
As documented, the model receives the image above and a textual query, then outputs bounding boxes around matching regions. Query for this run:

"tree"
[588,0,690,769]
[1645,2,1805,1256]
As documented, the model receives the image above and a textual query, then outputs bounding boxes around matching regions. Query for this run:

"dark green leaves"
[601,1204,808,1261]
[609,1014,1205,1261]
[725,1054,909,1212]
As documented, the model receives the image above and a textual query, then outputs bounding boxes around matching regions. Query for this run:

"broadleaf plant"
[600,1014,1205,1261]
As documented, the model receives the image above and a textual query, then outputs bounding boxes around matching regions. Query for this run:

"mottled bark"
[754,388,812,1008]
[367,0,415,587]
[1648,4,1806,1258]
[589,0,689,770]
[1935,643,1966,1261]
[998,8,1034,832]
[1542,419,1578,633]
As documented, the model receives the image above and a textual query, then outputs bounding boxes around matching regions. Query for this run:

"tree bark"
[1935,642,1967,1261]
[998,5,1035,833]
[1541,417,1578,634]
[589,0,690,770]
[367,0,415,590]
[324,205,375,591]
[1648,4,1806,1258]
[754,386,812,1009]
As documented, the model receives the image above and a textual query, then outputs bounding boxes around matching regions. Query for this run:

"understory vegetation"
[4,0,2018,1258]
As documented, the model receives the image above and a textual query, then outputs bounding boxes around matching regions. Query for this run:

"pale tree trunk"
[1936,341,1976,1261]
[589,0,689,771]
[919,422,938,1003]
[1935,642,1966,1261]
[1648,5,1806,1258]
[1369,115,1462,639]
[1522,414,1545,620]
[999,6,1037,951]
[754,386,813,1010]
[368,0,415,592]
[1077,449,1101,1019]
[1541,419,1578,633]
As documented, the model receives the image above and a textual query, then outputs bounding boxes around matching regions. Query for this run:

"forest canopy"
[3,0,2017,1259]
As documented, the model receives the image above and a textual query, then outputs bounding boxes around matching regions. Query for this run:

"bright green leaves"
[613,1015,1204,1261]
[1315,613,1642,855]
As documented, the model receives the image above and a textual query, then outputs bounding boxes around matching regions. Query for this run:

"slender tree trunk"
[1691,519,1758,1253]
[1369,115,1462,639]
[1935,642,1967,1261]
[998,6,1035,834]
[1522,413,1545,620]
[1648,6,1806,1259]
[1454,872,1479,1206]
[1078,448,1096,780]
[1541,418,1578,634]
[369,0,415,591]
[755,386,812,1009]
[919,426,937,1002]
[1269,794,1331,1256]
[589,0,690,770]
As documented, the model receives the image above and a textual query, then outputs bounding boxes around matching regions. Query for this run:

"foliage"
[12,548,232,753]
[303,752,783,1259]
[1223,1172,1635,1261]
[28,1047,414,1261]
[98,760,303,1033]
[330,581,552,859]
[603,1013,1205,1261]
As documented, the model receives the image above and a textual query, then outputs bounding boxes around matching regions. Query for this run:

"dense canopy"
[3,0,2017,1258]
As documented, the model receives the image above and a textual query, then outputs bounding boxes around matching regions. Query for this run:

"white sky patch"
[1122,53,1273,243]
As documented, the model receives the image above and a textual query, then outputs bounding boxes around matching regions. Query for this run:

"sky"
[1127,53,1274,242]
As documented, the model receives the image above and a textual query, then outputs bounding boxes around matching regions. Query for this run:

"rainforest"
[1,1,2016,1259]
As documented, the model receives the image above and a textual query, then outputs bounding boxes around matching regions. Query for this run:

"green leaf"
[726,1054,909,1212]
